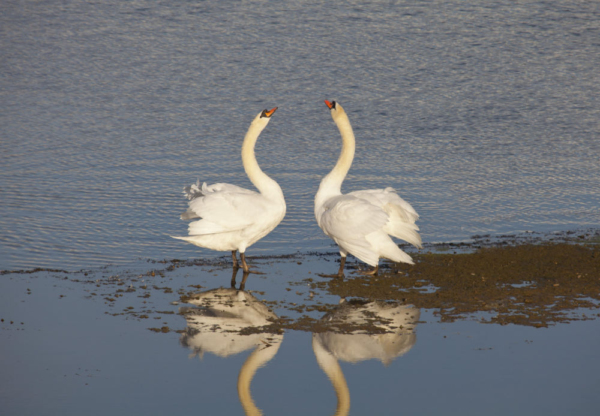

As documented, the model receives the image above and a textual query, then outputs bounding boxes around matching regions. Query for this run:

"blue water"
[2,259,599,416]
[1,0,599,270]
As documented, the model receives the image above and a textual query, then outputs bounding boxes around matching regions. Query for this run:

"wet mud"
[320,242,600,328]
[2,231,599,334]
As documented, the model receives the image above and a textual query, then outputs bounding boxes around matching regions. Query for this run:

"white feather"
[315,101,421,271]
[173,109,286,256]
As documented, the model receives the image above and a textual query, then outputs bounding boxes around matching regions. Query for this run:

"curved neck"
[315,111,355,208]
[313,336,350,416]
[241,122,284,200]
[238,341,282,416]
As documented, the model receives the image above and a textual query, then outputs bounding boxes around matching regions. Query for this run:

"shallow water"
[1,0,600,270]
[1,256,599,416]
[2,2,600,414]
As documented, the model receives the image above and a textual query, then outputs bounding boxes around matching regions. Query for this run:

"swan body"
[315,100,421,276]
[173,108,286,272]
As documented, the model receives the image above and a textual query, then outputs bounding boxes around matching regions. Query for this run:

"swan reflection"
[313,299,420,416]
[179,285,282,416]
[229,267,251,291]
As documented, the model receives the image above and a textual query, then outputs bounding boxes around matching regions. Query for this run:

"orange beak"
[324,100,334,109]
[264,107,277,117]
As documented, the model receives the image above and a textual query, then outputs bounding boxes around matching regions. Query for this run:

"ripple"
[1,0,599,269]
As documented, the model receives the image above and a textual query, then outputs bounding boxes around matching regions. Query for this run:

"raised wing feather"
[346,188,422,248]
[320,195,389,238]
[319,195,390,266]
[181,182,266,235]
[348,188,419,223]
[183,180,255,202]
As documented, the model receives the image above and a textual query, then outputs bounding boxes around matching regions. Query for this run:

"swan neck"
[238,341,281,416]
[315,112,355,210]
[329,114,355,187]
[241,122,283,199]
[313,336,351,416]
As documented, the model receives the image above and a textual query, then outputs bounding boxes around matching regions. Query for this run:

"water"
[1,258,599,416]
[1,4,600,413]
[1,0,599,270]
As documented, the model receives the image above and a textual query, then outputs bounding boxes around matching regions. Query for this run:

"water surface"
[1,255,598,415]
[1,0,599,270]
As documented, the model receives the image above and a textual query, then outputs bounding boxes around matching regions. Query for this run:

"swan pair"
[173,102,422,276]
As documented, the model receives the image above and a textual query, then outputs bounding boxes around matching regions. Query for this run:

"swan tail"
[381,243,414,265]
[171,235,192,241]
[171,234,236,251]
[365,232,415,265]
[383,201,422,248]
[171,235,215,249]
[383,201,419,224]
[386,223,423,249]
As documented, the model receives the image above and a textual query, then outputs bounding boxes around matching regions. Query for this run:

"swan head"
[254,107,277,122]
[250,107,277,129]
[324,100,345,120]
[260,107,277,118]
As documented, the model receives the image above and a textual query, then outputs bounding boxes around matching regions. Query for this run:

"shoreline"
[2,228,599,332]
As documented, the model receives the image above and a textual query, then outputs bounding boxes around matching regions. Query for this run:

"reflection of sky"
[1,257,599,415]
[1,0,599,269]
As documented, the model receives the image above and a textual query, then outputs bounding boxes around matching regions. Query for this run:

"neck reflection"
[313,299,421,416]
[179,284,282,416]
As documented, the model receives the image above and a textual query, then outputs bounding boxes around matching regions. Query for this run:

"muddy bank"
[311,243,600,328]
[175,240,600,333]
[2,233,600,333]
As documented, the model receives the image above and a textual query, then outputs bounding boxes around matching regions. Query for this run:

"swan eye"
[331,101,336,109]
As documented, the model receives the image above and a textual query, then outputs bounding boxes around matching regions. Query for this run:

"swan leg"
[240,253,250,272]
[239,253,266,275]
[337,256,346,276]
[239,253,265,275]
[318,256,346,278]
[232,250,239,268]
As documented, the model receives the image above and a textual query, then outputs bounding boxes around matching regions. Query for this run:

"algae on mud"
[2,239,599,333]
[316,243,600,328]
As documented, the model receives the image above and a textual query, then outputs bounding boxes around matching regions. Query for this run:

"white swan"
[173,108,286,272]
[315,100,422,276]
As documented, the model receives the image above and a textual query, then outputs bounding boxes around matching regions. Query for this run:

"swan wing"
[181,181,258,220]
[321,195,389,237]
[182,185,266,235]
[348,188,422,248]
[320,195,390,265]
[348,188,419,223]
[183,180,255,202]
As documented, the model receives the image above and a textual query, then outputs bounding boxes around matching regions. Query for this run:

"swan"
[173,107,286,273]
[314,100,422,277]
